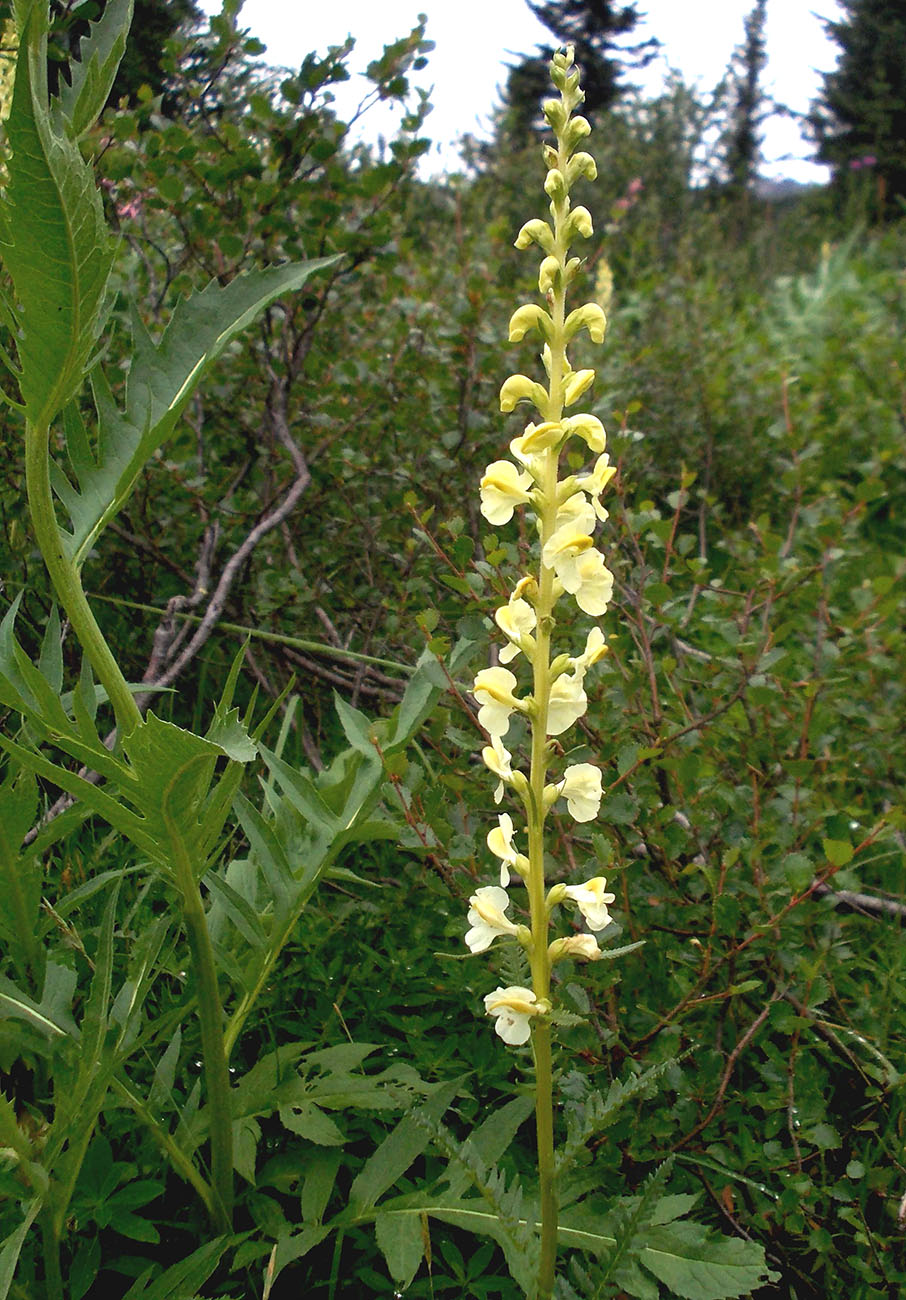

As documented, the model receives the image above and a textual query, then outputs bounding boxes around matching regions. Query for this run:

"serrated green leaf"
[374,1208,425,1288]
[642,1220,776,1299]
[278,1102,345,1146]
[0,0,114,425]
[333,691,377,756]
[348,1078,461,1212]
[58,258,338,564]
[300,1149,343,1226]
[120,1237,228,1300]
[0,1200,42,1300]
[57,0,133,140]
[822,837,853,867]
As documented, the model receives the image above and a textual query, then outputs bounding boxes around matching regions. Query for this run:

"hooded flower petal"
[480,460,534,525]
[483,985,539,1045]
[542,523,596,584]
[572,626,608,673]
[563,877,616,931]
[563,413,606,453]
[482,735,514,803]
[557,762,603,822]
[547,672,588,735]
[473,666,522,739]
[487,812,528,886]
[569,550,614,616]
[495,596,537,664]
[465,886,520,953]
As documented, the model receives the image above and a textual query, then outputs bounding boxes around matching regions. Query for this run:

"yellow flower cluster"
[467,47,617,1046]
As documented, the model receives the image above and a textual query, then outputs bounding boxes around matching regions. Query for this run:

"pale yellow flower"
[567,550,614,616]
[473,666,523,738]
[480,460,534,525]
[495,595,537,664]
[563,877,616,931]
[549,932,602,963]
[487,812,529,886]
[557,762,603,822]
[465,886,520,953]
[483,985,540,1045]
[547,671,588,735]
[481,735,514,803]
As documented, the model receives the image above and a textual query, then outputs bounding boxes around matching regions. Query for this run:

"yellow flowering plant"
[465,48,775,1300]
[468,44,617,1295]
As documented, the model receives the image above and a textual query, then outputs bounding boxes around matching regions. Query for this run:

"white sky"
[200,0,844,183]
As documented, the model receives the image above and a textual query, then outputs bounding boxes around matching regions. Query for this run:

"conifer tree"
[809,0,906,208]
[722,0,768,199]
[502,0,658,140]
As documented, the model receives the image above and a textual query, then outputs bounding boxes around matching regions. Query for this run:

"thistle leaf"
[57,258,338,565]
[0,0,114,426]
[56,0,134,141]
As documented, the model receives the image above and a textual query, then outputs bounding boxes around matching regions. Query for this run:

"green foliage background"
[1,3,905,1297]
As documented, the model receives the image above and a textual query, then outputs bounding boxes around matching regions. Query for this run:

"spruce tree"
[722,0,769,199]
[502,0,659,140]
[809,0,906,208]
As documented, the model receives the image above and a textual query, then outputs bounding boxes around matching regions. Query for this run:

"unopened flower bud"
[546,883,568,909]
[500,374,548,414]
[542,98,566,131]
[567,152,597,185]
[508,304,554,343]
[544,169,567,202]
[565,206,594,240]
[538,256,560,295]
[564,303,606,344]
[514,218,555,253]
[564,116,591,151]
[563,368,595,406]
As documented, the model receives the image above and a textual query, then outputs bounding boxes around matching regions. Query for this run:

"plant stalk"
[179,880,234,1231]
[24,420,142,736]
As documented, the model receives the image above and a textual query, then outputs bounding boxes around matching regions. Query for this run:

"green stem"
[111,1077,217,1221]
[180,881,234,1231]
[525,91,574,1300]
[24,419,142,736]
[39,1212,63,1300]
